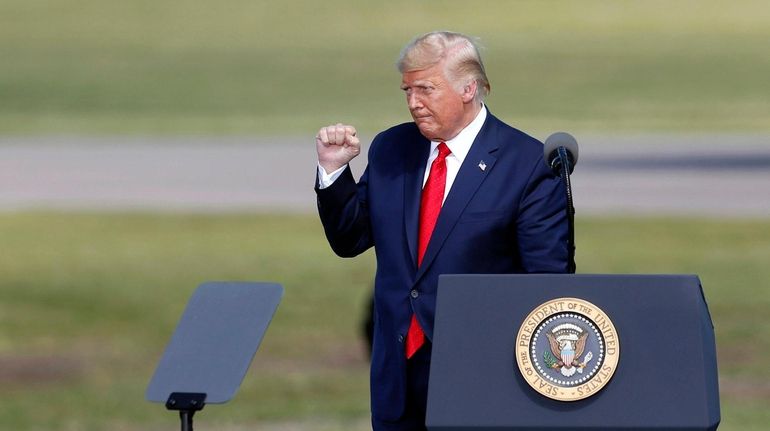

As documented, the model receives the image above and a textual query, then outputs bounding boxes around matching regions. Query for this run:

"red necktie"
[406,142,451,359]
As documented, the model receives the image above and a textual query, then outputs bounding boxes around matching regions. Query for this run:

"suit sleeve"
[515,155,571,273]
[314,164,374,258]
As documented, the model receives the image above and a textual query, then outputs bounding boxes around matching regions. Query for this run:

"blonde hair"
[397,31,491,101]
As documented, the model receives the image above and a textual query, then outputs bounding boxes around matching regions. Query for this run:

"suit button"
[410,289,419,299]
[398,334,404,343]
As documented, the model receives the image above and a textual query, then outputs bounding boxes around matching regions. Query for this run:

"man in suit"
[315,31,569,431]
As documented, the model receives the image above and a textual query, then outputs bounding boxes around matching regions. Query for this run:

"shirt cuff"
[317,163,347,189]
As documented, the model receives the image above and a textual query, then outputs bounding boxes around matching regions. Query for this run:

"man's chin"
[415,123,439,141]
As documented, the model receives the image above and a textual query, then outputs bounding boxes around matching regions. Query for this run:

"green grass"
[0,213,768,430]
[0,213,375,430]
[1,0,769,135]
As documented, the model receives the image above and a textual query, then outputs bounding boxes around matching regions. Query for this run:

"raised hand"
[316,123,361,173]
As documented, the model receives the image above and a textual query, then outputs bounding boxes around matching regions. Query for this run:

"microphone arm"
[544,132,579,274]
[556,146,576,274]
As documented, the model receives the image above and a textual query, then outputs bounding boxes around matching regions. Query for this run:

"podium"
[426,274,720,431]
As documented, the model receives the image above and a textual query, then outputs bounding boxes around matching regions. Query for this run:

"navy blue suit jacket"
[316,112,569,421]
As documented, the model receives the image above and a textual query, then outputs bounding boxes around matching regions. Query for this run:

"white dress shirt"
[318,105,488,199]
[421,105,487,202]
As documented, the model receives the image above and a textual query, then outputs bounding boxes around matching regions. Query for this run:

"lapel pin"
[478,160,487,171]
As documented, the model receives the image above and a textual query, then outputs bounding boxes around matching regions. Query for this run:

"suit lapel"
[404,134,431,270]
[415,116,500,280]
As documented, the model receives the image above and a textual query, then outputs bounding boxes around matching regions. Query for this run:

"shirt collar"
[431,104,487,164]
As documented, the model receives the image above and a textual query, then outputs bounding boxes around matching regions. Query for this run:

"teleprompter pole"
[166,392,206,431]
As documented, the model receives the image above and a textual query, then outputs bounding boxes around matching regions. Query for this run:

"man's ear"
[461,80,478,103]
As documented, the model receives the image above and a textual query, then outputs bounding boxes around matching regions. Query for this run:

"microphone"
[544,132,579,176]
[543,131,578,273]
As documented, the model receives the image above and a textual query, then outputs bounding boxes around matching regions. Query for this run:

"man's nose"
[407,93,422,110]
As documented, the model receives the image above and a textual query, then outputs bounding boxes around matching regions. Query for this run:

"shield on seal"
[561,347,575,366]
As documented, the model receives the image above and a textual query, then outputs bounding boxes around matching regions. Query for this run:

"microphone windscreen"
[544,132,579,167]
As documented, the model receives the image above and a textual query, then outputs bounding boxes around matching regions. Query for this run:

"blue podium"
[427,274,720,431]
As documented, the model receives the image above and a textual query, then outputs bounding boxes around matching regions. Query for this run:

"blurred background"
[1,1,768,430]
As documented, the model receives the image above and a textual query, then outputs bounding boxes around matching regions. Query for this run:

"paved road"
[1,134,768,217]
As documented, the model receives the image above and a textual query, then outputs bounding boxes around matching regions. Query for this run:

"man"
[315,31,569,430]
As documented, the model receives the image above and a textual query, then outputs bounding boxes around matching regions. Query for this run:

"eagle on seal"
[546,328,588,376]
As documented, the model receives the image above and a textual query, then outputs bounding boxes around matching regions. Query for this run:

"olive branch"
[543,350,558,368]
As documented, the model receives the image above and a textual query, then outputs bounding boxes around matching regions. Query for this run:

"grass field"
[2,0,770,135]
[1,1,768,429]
[0,213,768,430]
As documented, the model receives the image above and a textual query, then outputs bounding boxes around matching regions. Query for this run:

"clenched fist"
[316,123,361,173]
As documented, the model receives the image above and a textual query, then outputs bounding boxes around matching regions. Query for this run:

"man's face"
[401,62,468,142]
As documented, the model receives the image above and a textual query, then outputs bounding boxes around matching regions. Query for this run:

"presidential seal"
[515,298,620,401]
